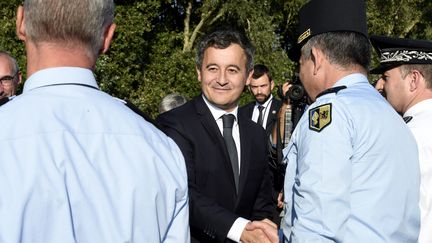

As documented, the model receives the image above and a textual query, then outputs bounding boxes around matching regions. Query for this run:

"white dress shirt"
[251,94,274,128]
[404,99,432,243]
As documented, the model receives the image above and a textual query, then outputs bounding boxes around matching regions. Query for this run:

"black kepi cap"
[370,35,432,74]
[288,0,368,61]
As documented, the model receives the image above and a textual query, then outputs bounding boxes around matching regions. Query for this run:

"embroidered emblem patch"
[309,103,332,132]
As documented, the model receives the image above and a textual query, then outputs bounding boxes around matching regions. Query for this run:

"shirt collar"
[23,67,98,93]
[404,98,432,118]
[332,73,368,88]
[255,94,273,108]
[202,94,238,121]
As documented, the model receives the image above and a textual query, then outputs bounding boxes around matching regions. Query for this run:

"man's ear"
[409,69,423,92]
[16,6,26,41]
[311,46,323,76]
[270,79,275,90]
[100,23,116,54]
[17,71,23,84]
[196,66,202,82]
[245,70,253,86]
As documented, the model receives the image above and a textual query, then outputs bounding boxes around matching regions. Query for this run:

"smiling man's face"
[197,44,252,112]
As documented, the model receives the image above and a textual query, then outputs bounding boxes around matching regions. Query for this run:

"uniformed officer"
[0,0,189,242]
[370,35,432,243]
[281,0,420,242]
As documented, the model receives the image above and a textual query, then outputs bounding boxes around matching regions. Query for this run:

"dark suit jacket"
[240,98,282,137]
[157,95,274,243]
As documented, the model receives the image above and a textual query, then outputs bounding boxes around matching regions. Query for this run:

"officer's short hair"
[301,32,371,71]
[399,64,432,89]
[23,0,114,58]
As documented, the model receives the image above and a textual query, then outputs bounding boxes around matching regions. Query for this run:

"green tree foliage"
[1,0,431,117]
[0,0,26,93]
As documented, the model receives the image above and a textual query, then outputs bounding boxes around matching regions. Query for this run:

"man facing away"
[370,35,432,243]
[282,0,420,242]
[157,28,278,243]
[0,0,189,242]
[0,51,21,106]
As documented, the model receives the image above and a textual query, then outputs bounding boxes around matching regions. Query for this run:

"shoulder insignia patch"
[309,103,332,132]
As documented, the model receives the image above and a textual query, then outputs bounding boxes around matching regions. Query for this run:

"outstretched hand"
[240,219,279,243]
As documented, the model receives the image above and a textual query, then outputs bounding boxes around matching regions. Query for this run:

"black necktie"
[257,105,265,126]
[222,114,239,192]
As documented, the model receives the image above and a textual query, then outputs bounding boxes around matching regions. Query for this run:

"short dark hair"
[301,32,371,70]
[195,28,255,73]
[252,64,272,81]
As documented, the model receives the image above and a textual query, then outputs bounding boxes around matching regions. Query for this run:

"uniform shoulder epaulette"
[316,85,347,99]
[0,97,10,106]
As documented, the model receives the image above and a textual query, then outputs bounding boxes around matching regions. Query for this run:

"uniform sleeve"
[163,139,191,242]
[288,100,353,242]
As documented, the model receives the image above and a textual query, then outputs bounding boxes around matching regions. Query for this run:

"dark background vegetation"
[1,0,431,117]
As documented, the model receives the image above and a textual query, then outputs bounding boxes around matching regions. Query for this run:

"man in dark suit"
[240,64,282,137]
[157,29,277,243]
[240,65,284,225]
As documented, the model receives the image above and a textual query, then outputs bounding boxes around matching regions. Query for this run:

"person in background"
[157,28,278,243]
[282,0,420,242]
[159,93,187,114]
[0,51,21,106]
[370,35,432,243]
[240,64,283,225]
[0,0,189,242]
[241,64,281,136]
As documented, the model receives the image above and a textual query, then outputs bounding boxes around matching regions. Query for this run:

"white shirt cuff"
[227,217,250,242]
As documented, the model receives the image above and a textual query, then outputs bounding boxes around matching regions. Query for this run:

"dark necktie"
[222,114,239,192]
[257,105,265,126]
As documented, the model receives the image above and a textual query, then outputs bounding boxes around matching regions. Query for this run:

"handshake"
[241,219,280,243]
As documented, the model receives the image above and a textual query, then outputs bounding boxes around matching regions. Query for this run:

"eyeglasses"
[0,73,17,86]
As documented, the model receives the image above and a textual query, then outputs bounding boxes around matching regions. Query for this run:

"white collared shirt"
[202,95,241,170]
[252,94,274,128]
[404,99,432,243]
[202,94,248,243]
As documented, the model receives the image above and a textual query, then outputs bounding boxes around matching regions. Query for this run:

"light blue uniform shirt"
[0,67,190,243]
[282,74,420,242]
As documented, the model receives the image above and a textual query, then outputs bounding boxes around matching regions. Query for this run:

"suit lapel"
[265,99,281,131]
[245,103,254,119]
[194,96,238,193]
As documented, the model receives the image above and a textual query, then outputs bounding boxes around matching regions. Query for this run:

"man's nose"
[217,72,228,85]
